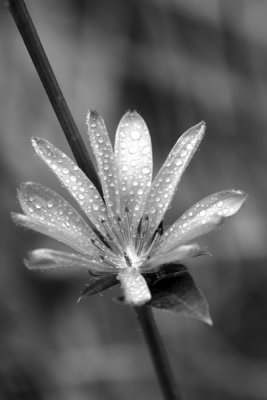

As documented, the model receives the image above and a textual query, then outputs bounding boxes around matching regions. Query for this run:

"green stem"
[5,1,182,399]
[5,0,102,194]
[135,306,183,400]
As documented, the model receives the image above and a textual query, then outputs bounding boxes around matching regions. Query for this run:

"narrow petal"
[118,268,151,305]
[144,122,205,236]
[115,111,152,230]
[86,111,120,217]
[32,138,107,235]
[25,248,116,273]
[14,182,101,256]
[143,243,208,272]
[155,190,247,254]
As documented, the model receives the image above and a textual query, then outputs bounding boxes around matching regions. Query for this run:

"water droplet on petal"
[142,166,150,175]
[130,130,141,140]
[92,204,99,211]
[122,165,128,172]
[62,168,69,174]
[175,159,183,167]
[47,201,54,208]
[142,145,150,155]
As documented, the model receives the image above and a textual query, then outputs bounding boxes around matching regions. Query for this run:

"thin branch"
[5,0,102,193]
[134,306,183,400]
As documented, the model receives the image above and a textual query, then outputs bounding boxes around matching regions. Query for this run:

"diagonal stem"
[134,306,183,400]
[5,1,182,399]
[5,0,102,194]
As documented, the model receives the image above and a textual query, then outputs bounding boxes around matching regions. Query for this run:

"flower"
[12,111,247,306]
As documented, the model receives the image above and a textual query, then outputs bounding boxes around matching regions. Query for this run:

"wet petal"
[118,268,152,305]
[144,122,205,236]
[115,111,152,230]
[25,249,116,273]
[32,138,107,235]
[155,190,247,254]
[86,111,120,217]
[143,243,208,272]
[14,182,100,256]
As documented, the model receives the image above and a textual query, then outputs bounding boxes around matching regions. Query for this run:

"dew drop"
[130,130,141,140]
[92,204,99,211]
[175,159,183,167]
[62,168,69,174]
[142,166,150,175]
[35,203,41,209]
[70,175,77,182]
[47,201,54,208]
[181,150,187,157]
[79,194,85,200]
[150,206,156,214]
[122,165,128,172]
[128,146,137,154]
[142,146,150,155]
[217,201,224,208]
[165,176,171,183]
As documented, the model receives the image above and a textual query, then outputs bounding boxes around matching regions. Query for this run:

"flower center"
[91,209,163,271]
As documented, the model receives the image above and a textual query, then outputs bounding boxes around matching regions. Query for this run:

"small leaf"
[148,264,212,325]
[78,274,118,303]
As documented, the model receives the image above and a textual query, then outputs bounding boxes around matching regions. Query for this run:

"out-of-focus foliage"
[0,0,266,399]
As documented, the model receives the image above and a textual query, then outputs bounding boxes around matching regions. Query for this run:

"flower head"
[12,111,246,306]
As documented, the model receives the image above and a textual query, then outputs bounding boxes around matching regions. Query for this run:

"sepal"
[77,274,118,302]
[146,263,213,325]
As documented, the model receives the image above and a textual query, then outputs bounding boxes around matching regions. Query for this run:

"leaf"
[77,274,118,303]
[148,263,213,325]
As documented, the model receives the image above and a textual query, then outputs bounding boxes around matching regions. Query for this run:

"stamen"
[144,224,162,255]
[123,252,132,268]
[125,207,133,244]
[99,255,119,269]
[101,218,125,257]
[117,216,129,247]
[137,215,149,255]
[92,227,112,250]
[91,238,106,253]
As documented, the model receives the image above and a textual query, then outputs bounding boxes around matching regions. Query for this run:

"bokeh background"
[0,0,266,399]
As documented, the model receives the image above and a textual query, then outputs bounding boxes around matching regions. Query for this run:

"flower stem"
[5,0,102,194]
[5,2,182,398]
[134,306,183,400]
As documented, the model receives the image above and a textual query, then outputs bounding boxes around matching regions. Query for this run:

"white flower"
[12,111,247,306]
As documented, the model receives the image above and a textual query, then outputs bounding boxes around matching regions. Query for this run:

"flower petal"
[144,122,205,236]
[14,182,101,256]
[143,243,208,272]
[118,268,152,305]
[115,111,152,230]
[86,111,120,218]
[25,249,116,273]
[32,138,107,235]
[155,190,247,254]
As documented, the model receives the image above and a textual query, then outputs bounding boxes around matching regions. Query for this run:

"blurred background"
[0,0,266,399]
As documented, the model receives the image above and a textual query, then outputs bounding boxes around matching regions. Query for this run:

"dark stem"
[5,1,182,398]
[5,0,102,194]
[134,306,183,400]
